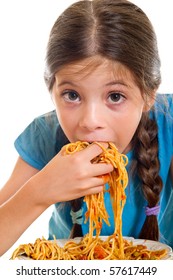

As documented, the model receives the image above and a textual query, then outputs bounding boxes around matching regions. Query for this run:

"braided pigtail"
[132,112,163,241]
[69,198,84,239]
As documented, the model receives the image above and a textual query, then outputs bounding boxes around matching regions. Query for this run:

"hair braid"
[69,198,83,239]
[132,112,163,241]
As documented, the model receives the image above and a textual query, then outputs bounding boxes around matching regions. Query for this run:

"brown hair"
[44,0,162,240]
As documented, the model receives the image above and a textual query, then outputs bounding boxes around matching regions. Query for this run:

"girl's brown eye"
[108,92,124,103]
[68,91,78,100]
[108,92,126,105]
[110,93,121,102]
[63,90,80,102]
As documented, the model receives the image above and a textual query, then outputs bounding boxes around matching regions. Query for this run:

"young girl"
[0,0,173,256]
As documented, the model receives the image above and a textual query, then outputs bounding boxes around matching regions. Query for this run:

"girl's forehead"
[55,56,135,82]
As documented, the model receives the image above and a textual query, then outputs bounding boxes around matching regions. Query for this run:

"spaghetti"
[11,235,167,260]
[11,141,167,260]
[64,141,128,258]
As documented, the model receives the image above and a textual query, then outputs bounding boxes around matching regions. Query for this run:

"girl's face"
[52,57,148,154]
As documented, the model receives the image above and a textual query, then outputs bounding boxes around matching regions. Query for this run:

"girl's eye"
[108,92,125,104]
[62,90,80,102]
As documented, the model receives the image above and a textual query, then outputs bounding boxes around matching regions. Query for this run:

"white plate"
[130,239,173,260]
[13,237,173,260]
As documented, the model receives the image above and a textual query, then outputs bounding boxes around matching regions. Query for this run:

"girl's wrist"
[26,171,53,209]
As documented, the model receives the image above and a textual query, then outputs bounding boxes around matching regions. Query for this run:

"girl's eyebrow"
[57,81,76,87]
[57,80,129,88]
[105,80,128,87]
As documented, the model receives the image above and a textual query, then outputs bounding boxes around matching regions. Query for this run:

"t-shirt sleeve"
[159,94,173,154]
[14,111,61,170]
[153,94,173,184]
[169,95,173,149]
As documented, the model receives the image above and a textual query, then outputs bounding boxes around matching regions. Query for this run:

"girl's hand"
[32,143,113,207]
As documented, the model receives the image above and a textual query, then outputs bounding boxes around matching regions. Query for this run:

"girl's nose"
[79,104,104,131]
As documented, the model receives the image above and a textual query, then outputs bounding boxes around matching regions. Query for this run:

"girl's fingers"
[90,162,113,177]
[81,142,109,161]
[97,173,110,184]
[79,173,110,196]
[83,185,104,196]
[73,142,114,175]
[60,142,114,178]
[74,184,104,199]
[59,142,107,158]
[79,176,108,192]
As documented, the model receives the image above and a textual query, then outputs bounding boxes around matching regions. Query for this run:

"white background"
[0,0,172,259]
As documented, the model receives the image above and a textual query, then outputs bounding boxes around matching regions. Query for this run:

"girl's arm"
[0,157,41,256]
[0,144,113,256]
[0,157,39,205]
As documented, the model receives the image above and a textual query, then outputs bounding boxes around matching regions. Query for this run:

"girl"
[0,0,173,256]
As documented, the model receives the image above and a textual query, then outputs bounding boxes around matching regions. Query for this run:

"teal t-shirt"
[14,94,173,247]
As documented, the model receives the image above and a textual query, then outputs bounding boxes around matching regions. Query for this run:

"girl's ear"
[143,90,157,112]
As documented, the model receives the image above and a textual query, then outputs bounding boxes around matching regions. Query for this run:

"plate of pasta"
[11,235,173,260]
